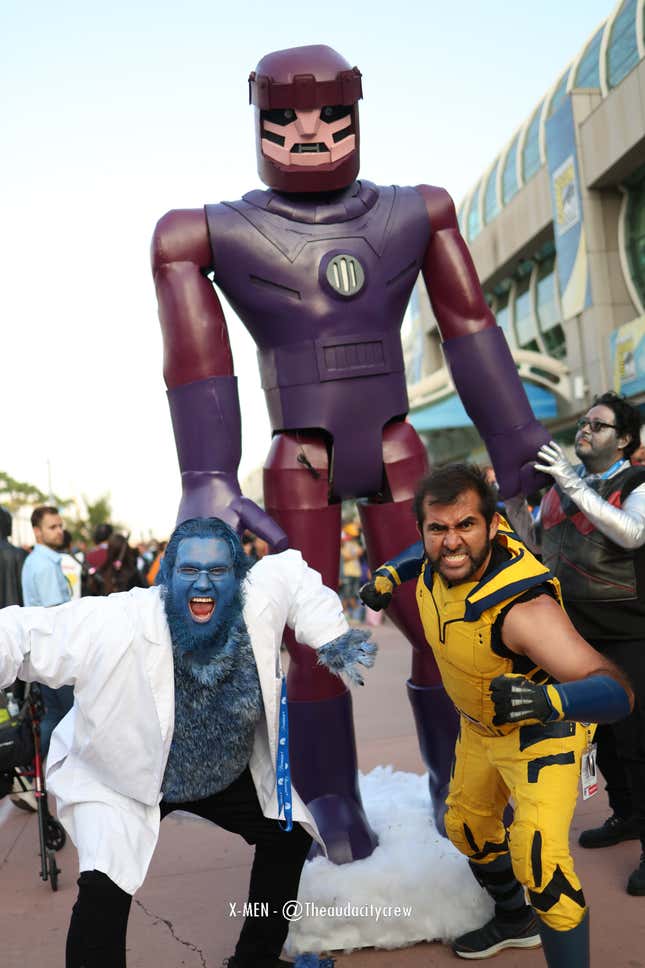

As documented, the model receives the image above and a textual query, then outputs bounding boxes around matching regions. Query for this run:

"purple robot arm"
[416,186,551,499]
[151,209,288,548]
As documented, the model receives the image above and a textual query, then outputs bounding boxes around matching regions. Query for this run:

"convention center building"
[406,0,645,464]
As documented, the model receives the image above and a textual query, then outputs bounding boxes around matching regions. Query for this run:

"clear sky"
[2,0,613,539]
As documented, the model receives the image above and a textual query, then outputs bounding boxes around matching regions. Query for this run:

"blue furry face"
[170,537,238,632]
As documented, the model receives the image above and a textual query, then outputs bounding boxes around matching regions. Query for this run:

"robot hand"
[177,473,289,552]
[490,674,555,726]
[168,377,289,550]
[230,494,289,552]
[488,419,554,500]
[533,441,579,490]
[359,572,395,611]
[440,329,552,500]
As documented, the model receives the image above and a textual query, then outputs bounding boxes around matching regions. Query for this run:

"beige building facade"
[406,0,645,465]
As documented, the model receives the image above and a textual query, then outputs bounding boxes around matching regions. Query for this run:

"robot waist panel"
[258,330,404,388]
[264,374,409,500]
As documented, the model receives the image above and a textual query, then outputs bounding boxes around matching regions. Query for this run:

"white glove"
[533,441,579,489]
[534,441,645,549]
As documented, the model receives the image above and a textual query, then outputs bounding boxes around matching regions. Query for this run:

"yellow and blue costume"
[377,522,588,933]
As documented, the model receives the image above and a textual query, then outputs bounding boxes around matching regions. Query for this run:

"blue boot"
[537,910,589,967]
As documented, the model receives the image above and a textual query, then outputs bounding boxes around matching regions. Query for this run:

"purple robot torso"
[205,179,430,499]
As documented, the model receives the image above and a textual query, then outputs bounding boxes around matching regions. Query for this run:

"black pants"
[592,639,645,844]
[39,682,74,759]
[65,767,312,968]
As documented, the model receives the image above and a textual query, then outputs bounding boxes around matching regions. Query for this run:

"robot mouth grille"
[291,143,327,154]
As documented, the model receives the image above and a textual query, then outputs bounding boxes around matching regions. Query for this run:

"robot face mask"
[249,44,362,193]
[260,104,356,170]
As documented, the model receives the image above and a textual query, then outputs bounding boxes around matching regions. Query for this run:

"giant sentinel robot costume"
[151,45,550,861]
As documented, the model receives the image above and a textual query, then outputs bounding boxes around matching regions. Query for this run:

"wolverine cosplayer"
[361,464,631,968]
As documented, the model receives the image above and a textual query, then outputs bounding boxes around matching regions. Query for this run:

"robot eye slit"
[261,108,295,127]
[262,129,286,147]
[320,105,351,122]
[332,125,353,144]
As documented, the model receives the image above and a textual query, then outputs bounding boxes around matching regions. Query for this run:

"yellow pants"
[445,717,589,931]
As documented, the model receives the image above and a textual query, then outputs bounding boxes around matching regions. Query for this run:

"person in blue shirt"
[21,505,72,755]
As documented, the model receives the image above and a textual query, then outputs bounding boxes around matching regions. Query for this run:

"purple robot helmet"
[249,44,362,193]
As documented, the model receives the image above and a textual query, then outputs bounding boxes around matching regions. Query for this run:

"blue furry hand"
[317,630,377,686]
[294,953,335,967]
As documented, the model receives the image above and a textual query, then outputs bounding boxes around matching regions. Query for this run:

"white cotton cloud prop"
[286,767,493,956]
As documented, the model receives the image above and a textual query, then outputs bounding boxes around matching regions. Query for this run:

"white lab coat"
[0,550,348,894]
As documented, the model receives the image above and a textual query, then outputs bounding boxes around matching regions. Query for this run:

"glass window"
[502,134,520,205]
[467,184,481,242]
[522,101,545,183]
[495,293,511,342]
[536,256,567,359]
[625,168,645,310]
[514,275,539,352]
[548,67,571,118]
[574,27,603,89]
[607,0,639,90]
[483,160,500,224]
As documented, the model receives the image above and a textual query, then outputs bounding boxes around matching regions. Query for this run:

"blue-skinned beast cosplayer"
[0,515,376,968]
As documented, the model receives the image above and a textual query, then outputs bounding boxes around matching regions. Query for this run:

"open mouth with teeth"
[189,597,215,623]
[442,552,469,565]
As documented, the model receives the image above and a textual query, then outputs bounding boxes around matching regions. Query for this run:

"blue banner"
[545,97,592,319]
[610,315,645,396]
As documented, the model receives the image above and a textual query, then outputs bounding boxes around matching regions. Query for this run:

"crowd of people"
[0,390,643,968]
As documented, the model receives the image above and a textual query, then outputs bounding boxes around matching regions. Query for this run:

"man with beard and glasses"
[503,392,645,900]
[360,464,632,966]
[0,517,375,968]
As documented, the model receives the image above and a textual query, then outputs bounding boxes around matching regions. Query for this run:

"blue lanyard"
[580,458,625,481]
[600,459,626,479]
[276,677,293,831]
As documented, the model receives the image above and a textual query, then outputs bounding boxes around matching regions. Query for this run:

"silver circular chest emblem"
[325,254,365,297]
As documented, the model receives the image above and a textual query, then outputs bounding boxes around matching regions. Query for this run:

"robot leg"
[359,478,458,832]
[264,432,378,863]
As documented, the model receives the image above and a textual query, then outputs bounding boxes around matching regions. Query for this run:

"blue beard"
[161,583,248,684]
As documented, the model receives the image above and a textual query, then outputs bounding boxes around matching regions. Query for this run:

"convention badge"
[581,742,598,800]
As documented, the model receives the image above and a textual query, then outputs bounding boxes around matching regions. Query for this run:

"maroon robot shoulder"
[414,185,458,233]
[151,209,212,271]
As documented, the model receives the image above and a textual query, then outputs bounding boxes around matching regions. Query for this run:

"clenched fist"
[359,572,394,611]
[490,675,556,726]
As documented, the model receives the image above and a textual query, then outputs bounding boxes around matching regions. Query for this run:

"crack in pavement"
[133,898,208,967]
